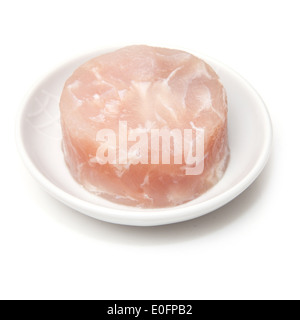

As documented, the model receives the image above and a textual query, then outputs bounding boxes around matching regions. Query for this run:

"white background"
[1,0,299,300]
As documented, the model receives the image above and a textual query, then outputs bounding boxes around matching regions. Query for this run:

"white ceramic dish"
[16,48,272,226]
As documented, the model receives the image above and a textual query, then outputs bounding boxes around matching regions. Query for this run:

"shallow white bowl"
[16,48,272,226]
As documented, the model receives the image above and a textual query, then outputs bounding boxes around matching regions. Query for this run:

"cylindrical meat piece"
[60,45,230,208]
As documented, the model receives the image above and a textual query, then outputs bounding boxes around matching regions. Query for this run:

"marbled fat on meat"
[59,45,230,208]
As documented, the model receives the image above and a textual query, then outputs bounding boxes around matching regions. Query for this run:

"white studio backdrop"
[0,0,299,300]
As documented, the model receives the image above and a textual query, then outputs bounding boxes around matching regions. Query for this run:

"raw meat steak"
[59,45,230,208]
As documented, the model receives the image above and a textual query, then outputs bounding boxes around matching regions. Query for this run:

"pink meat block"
[60,45,230,208]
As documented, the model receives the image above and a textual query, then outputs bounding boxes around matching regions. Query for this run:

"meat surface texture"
[60,45,230,208]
